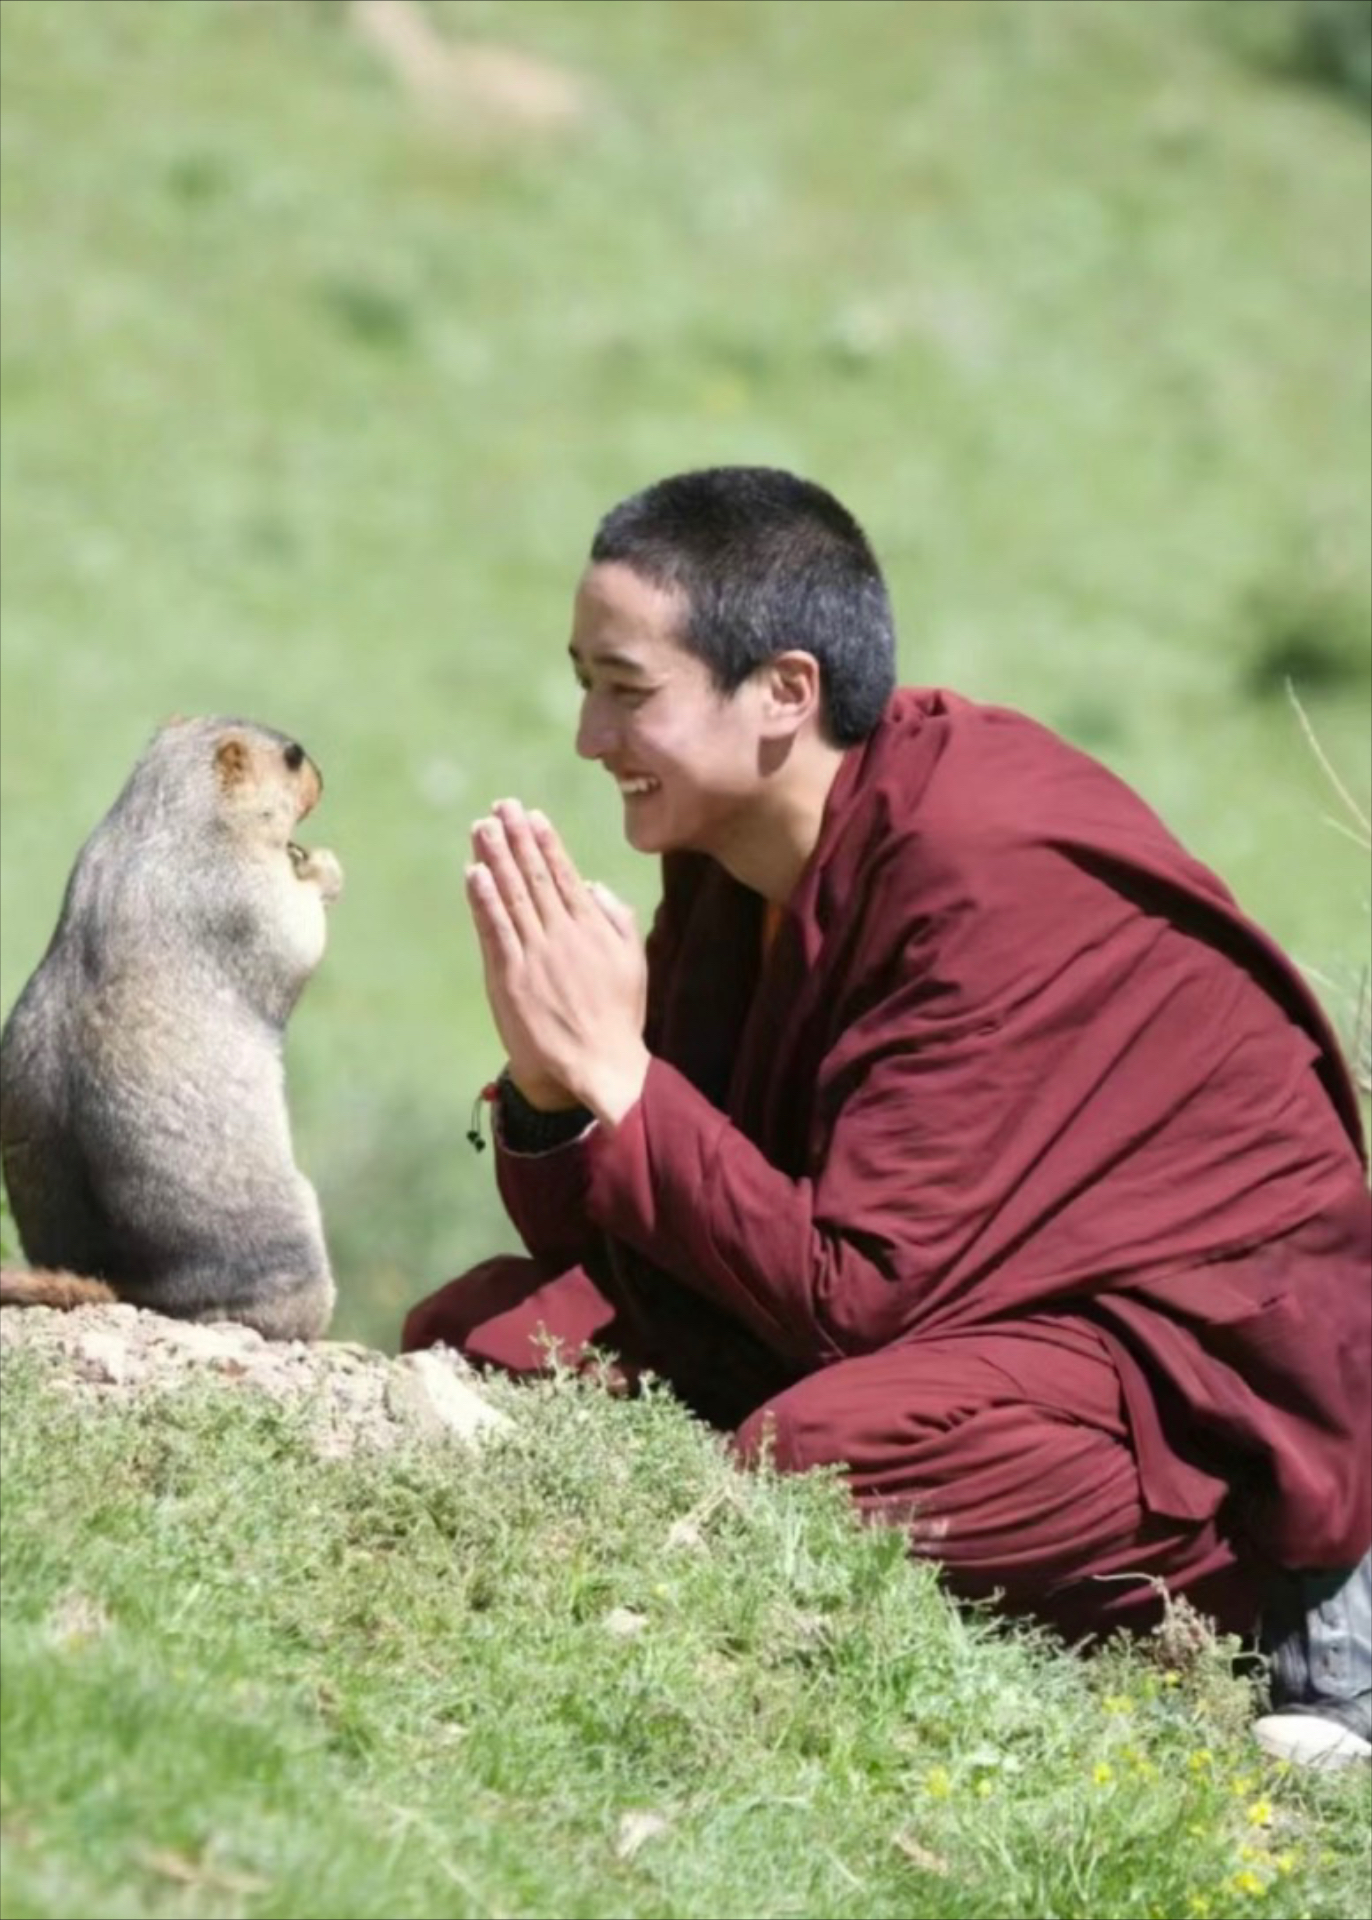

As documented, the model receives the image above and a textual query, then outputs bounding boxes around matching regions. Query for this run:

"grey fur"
[0,716,342,1340]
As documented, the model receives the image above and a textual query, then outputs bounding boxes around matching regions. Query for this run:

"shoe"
[1252,1705,1371,1770]
[1255,1551,1371,1771]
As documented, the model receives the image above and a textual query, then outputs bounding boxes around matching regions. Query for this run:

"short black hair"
[589,467,897,745]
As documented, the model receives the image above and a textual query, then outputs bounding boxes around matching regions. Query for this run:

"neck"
[714,735,848,905]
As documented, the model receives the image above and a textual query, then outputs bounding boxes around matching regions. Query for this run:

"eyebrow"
[567,643,652,676]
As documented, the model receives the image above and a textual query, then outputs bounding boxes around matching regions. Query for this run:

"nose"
[293,749,323,814]
[575,690,617,762]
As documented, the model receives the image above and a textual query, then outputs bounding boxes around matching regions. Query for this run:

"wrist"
[584,1046,652,1130]
[505,1070,584,1114]
[496,1071,593,1153]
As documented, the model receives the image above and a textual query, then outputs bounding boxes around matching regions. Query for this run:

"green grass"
[0,0,1368,1346]
[3,1350,1370,1920]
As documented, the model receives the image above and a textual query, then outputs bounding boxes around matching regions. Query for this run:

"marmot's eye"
[284,742,305,772]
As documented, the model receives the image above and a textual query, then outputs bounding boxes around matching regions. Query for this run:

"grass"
[2,1348,1370,1920]
[0,0,1369,1346]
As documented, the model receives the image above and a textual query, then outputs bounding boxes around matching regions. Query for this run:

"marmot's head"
[140,716,325,855]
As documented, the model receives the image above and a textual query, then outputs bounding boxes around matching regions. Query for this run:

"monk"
[403,466,1371,1768]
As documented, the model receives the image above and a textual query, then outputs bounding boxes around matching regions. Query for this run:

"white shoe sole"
[1253,1712,1372,1770]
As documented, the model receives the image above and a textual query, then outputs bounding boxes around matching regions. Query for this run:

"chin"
[623,807,687,856]
[625,818,669,854]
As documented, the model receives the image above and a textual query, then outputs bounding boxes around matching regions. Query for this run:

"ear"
[215,736,251,790]
[758,651,822,740]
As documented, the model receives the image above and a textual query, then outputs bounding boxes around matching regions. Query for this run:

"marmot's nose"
[296,754,323,816]
[284,742,306,772]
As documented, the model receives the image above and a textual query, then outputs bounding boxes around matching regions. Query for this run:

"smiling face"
[569,562,774,861]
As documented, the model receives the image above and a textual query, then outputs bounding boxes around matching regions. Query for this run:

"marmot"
[0,716,342,1340]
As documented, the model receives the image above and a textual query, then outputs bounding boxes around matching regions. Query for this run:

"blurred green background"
[2,0,1369,1350]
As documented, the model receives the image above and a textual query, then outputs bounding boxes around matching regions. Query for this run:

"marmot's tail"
[0,1267,118,1309]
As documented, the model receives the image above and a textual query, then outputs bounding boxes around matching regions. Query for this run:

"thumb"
[587,880,638,940]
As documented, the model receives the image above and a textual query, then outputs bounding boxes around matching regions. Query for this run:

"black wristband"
[496,1072,594,1154]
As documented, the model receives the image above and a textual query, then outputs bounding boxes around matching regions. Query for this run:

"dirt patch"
[0,1299,510,1459]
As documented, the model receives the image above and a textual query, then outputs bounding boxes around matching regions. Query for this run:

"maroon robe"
[406,690,1371,1633]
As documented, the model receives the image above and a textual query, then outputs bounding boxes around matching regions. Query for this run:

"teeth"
[617,777,660,797]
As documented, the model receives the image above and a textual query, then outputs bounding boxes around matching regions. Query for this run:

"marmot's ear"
[215,737,251,789]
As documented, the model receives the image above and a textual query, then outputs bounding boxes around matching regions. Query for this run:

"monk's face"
[570,562,772,858]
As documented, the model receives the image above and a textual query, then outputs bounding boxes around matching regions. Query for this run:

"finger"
[471,817,542,941]
[587,880,638,941]
[465,861,523,967]
[526,807,592,916]
[492,798,566,926]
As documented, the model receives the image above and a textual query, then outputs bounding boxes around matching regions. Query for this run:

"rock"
[615,1810,669,1860]
[603,1606,649,1638]
[73,1330,128,1386]
[387,1349,513,1444]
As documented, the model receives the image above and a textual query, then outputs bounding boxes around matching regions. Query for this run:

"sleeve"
[578,1015,1010,1370]
[494,1122,601,1267]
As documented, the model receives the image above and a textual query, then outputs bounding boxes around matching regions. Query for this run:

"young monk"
[403,466,1371,1768]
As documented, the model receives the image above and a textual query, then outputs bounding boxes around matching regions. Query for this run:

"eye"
[612,685,650,706]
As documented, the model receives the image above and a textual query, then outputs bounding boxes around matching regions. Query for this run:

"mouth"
[615,775,661,799]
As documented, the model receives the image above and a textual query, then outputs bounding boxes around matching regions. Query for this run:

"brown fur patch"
[215,736,251,790]
[0,1267,118,1309]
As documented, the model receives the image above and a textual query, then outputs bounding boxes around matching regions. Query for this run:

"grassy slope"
[2,1352,1370,1920]
[0,0,1368,1340]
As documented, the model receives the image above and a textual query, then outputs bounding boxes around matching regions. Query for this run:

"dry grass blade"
[1285,680,1372,1093]
[1286,679,1371,848]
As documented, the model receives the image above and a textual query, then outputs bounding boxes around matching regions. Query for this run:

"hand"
[466,799,651,1127]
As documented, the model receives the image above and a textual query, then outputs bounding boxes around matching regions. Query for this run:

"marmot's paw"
[290,844,344,904]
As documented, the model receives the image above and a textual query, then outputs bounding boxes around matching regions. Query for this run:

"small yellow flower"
[1185,1822,1206,1838]
[1103,1693,1134,1715]
[1230,1772,1257,1796]
[1186,1896,1211,1918]
[1246,1798,1274,1828]
[1093,1761,1115,1786]
[925,1766,951,1799]
[976,1777,994,1798]
[1232,1868,1265,1896]
[1274,1851,1297,1875]
[1188,1749,1214,1772]
[1162,1671,1181,1688]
